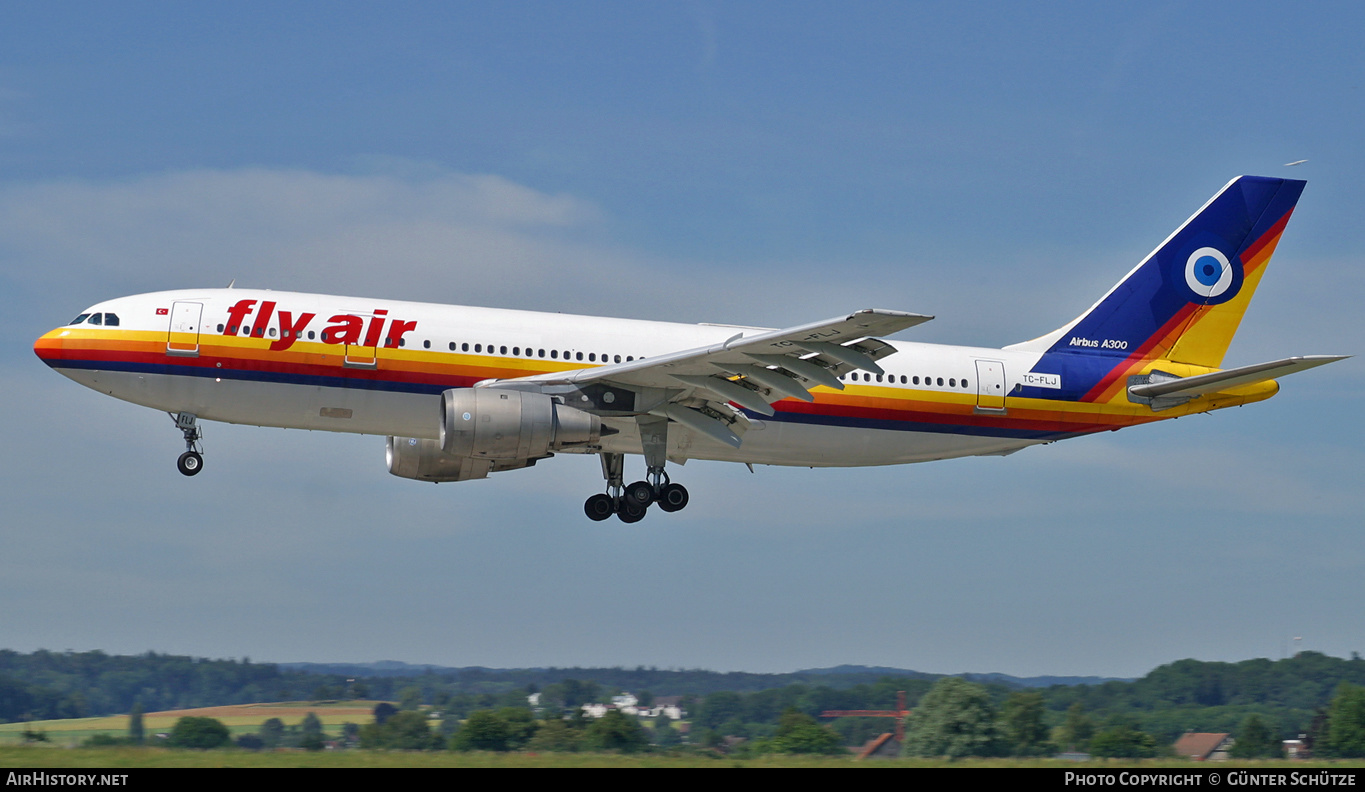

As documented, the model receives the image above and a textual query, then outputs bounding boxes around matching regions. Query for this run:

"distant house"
[651,696,685,720]
[1284,739,1310,759]
[581,693,685,720]
[1174,732,1234,761]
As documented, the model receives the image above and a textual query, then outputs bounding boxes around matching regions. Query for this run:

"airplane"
[34,175,1347,522]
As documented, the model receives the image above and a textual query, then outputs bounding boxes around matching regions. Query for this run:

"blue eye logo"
[1185,247,1234,299]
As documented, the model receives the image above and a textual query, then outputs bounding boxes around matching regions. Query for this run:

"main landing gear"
[584,452,690,523]
[171,412,204,477]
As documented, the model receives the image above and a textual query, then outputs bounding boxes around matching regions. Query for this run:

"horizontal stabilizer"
[1129,355,1349,401]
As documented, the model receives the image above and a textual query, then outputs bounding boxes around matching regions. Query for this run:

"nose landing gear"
[171,412,204,477]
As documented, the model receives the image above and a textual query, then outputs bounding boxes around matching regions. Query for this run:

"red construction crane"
[821,690,910,742]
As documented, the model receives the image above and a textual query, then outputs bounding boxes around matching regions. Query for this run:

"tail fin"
[1008,176,1306,398]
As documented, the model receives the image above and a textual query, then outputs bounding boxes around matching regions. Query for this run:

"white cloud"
[0,165,1100,338]
[0,167,644,313]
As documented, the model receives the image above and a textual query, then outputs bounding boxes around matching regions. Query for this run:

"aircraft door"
[344,342,378,369]
[341,312,380,369]
[166,301,203,357]
[975,359,1007,412]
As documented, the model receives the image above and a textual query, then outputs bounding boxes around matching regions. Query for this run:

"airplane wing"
[484,309,932,448]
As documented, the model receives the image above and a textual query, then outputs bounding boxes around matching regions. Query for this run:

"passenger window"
[551,350,558,359]
[462,343,469,352]
[937,377,944,386]
[475,344,482,353]
[576,352,583,361]
[876,374,883,382]
[397,338,404,347]
[217,324,225,332]
[500,346,507,355]
[423,340,431,349]
[308,331,315,340]
[268,328,276,337]
[949,378,955,387]
[962,379,969,389]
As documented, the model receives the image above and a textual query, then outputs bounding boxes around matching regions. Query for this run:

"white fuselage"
[41,289,1075,469]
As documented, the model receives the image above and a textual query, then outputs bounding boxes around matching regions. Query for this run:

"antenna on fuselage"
[227,279,236,288]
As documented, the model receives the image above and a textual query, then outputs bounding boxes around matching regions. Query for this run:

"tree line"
[4,647,1364,756]
[65,678,1365,758]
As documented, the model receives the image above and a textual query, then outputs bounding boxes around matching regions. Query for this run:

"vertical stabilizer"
[1008,176,1306,401]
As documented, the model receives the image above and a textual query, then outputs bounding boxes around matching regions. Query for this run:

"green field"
[0,701,376,746]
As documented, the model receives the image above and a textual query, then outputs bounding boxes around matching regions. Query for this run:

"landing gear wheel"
[584,493,615,522]
[177,451,203,477]
[617,501,647,523]
[624,480,654,508]
[656,482,689,512]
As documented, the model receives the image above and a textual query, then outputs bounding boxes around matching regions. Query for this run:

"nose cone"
[33,327,67,368]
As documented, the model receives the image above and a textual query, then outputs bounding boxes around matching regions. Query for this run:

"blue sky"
[2,2,1361,678]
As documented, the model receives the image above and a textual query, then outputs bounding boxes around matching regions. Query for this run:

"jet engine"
[439,388,601,460]
[385,436,539,483]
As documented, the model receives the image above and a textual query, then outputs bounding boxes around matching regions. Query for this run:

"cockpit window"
[103,313,119,326]
[88,313,103,326]
[69,314,91,325]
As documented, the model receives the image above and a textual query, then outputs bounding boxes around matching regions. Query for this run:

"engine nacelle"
[386,436,489,482]
[440,388,601,460]
[386,436,541,483]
